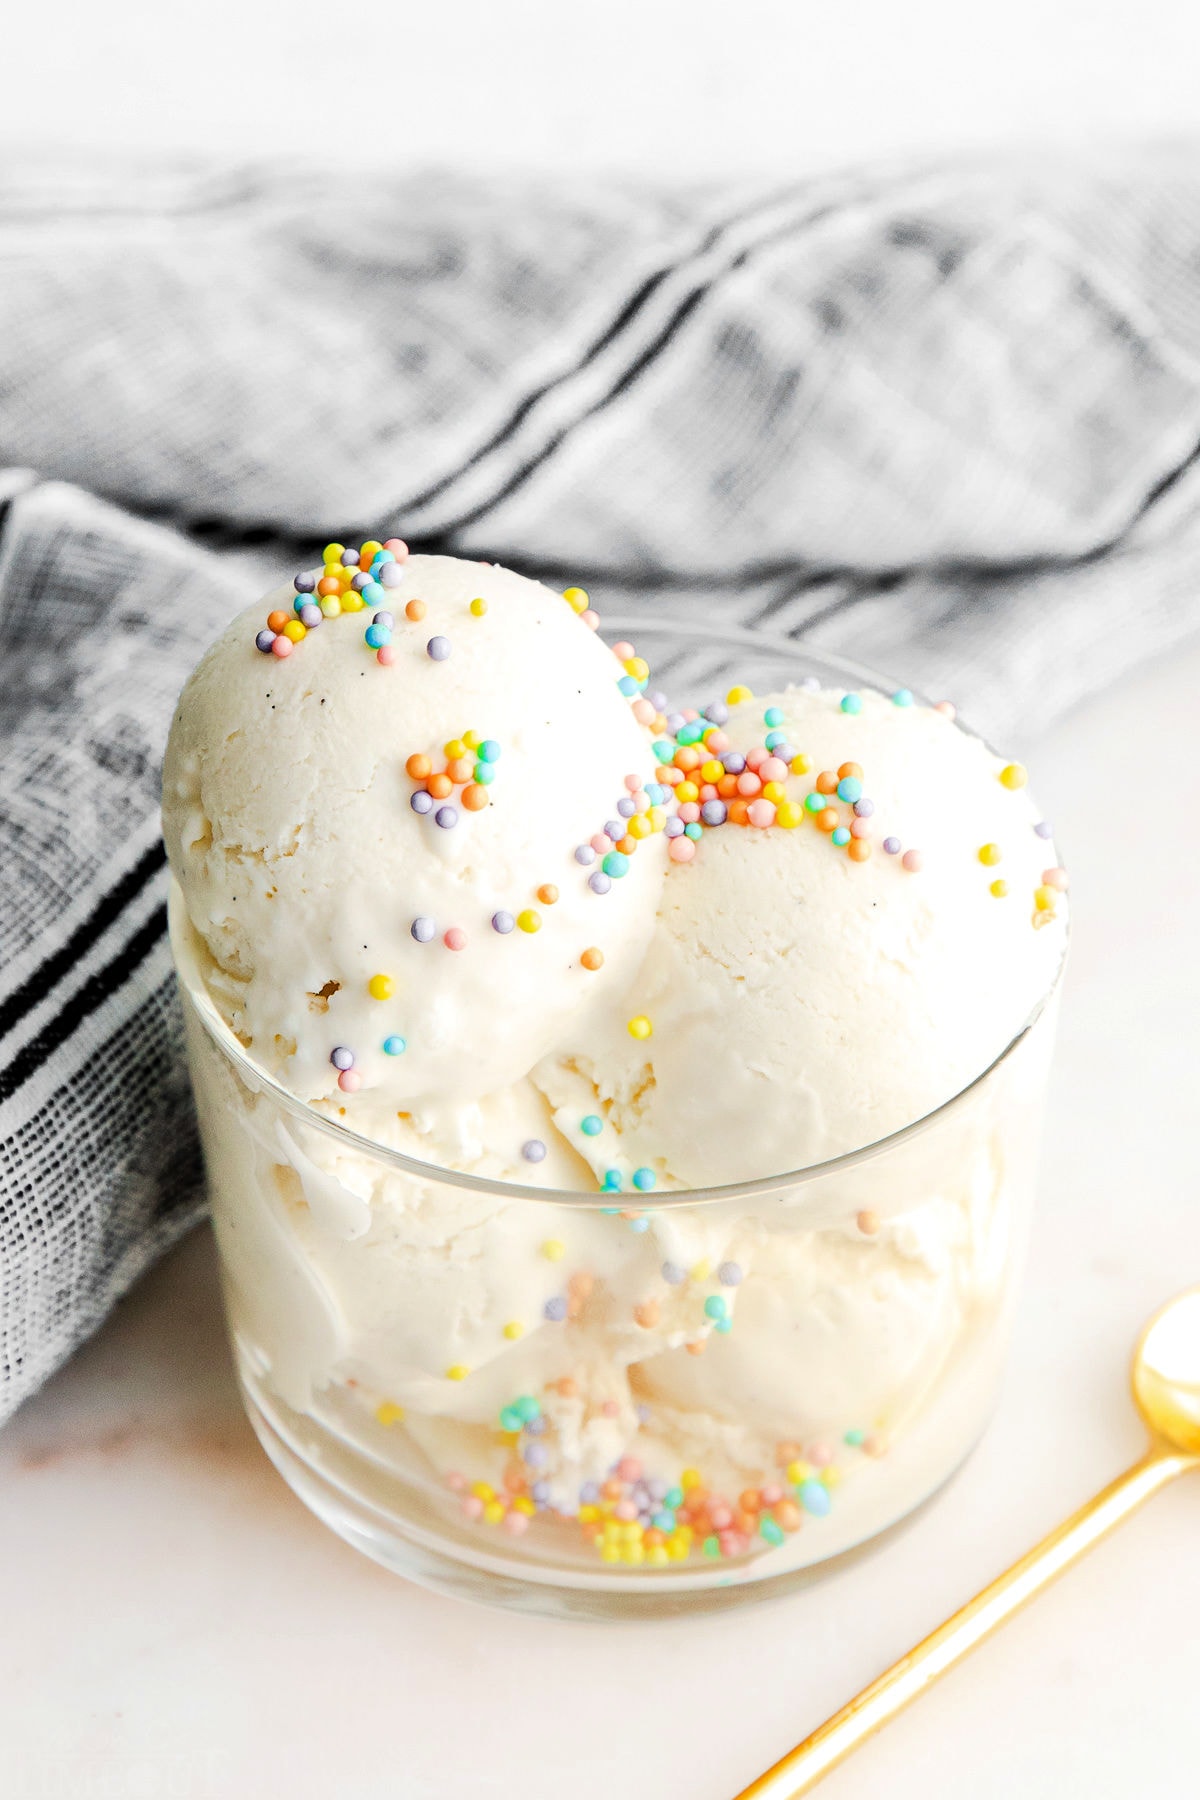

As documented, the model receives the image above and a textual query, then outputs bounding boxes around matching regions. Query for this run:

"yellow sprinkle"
[360,540,382,560]
[446,1364,470,1382]
[776,801,803,829]
[680,1467,702,1491]
[623,656,649,682]
[648,1544,670,1566]
[990,879,1009,898]
[667,1535,689,1559]
[700,760,724,784]
[517,909,542,934]
[690,1259,711,1283]
[562,586,589,613]
[318,594,342,618]
[471,1481,496,1502]
[463,730,482,749]
[513,1496,537,1515]
[1034,885,1057,911]
[978,843,1001,865]
[785,1460,811,1485]
[726,684,753,705]
[676,1524,694,1546]
[628,1015,653,1040]
[367,973,394,1001]
[502,1320,524,1340]
[342,591,365,613]
[622,1542,646,1565]
[282,619,306,642]
[483,1500,506,1524]
[628,814,652,839]
[324,563,345,580]
[675,781,699,804]
[648,806,667,832]
[322,543,345,564]
[762,781,786,804]
[999,762,1027,790]
[444,738,467,760]
[542,1238,566,1262]
[790,753,811,776]
[619,1520,643,1541]
[601,1542,622,1562]
[469,597,488,617]
[375,1401,405,1426]
[822,1466,842,1489]
[578,1504,600,1525]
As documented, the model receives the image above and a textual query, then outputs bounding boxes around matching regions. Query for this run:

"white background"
[3,5,1200,1798]
[2,0,1199,174]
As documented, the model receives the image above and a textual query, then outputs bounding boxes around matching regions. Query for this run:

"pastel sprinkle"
[427,636,451,660]
[999,762,1027,789]
[892,688,914,706]
[627,1016,653,1040]
[445,1364,470,1381]
[883,836,901,855]
[411,916,435,942]
[580,947,604,970]
[718,1261,743,1286]
[581,1115,603,1137]
[517,909,542,933]
[544,1296,568,1322]
[990,879,1009,898]
[902,849,923,872]
[443,927,467,951]
[491,911,515,934]
[382,1035,406,1055]
[330,1046,354,1070]
[522,1140,547,1163]
[469,597,487,617]
[840,693,863,714]
[632,1168,656,1191]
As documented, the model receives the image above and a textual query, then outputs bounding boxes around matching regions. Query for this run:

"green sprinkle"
[581,1115,603,1136]
[804,792,825,814]
[844,1428,867,1446]
[759,1516,785,1546]
[702,1534,721,1558]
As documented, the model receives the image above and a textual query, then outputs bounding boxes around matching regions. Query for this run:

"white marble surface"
[3,640,1200,1800]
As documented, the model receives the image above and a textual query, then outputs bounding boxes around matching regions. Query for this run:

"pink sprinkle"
[863,1434,887,1458]
[376,644,397,666]
[760,757,788,783]
[747,799,776,828]
[614,1500,638,1521]
[705,730,730,754]
[935,701,956,718]
[462,1495,485,1521]
[807,1442,833,1467]
[502,1511,529,1535]
[661,765,684,786]
[761,1482,784,1506]
[446,1472,466,1492]
[624,774,643,793]
[699,784,718,802]
[736,771,762,797]
[850,816,872,838]
[443,928,467,951]
[901,849,923,873]
[678,801,701,824]
[503,1465,525,1492]
[580,610,600,631]
[270,635,294,658]
[668,837,696,863]
[612,641,635,661]
[1043,867,1069,890]
[383,538,409,561]
[681,709,699,722]
[632,698,656,724]
[591,833,613,854]
[601,1399,619,1419]
[633,791,651,813]
[709,1504,733,1530]
[617,1456,642,1482]
[338,1069,362,1093]
[745,746,768,770]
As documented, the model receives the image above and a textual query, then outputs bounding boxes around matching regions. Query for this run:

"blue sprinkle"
[362,581,385,604]
[652,739,676,763]
[837,776,862,803]
[410,916,435,942]
[645,783,667,806]
[514,1395,541,1422]
[764,706,784,728]
[714,1316,733,1333]
[427,636,451,661]
[499,1407,522,1432]
[676,721,705,746]
[544,1296,568,1322]
[617,675,639,696]
[664,1485,684,1509]
[832,826,850,846]
[602,1169,623,1191]
[364,623,391,648]
[798,1478,832,1517]
[574,844,596,865]
[434,806,458,829]
[382,1035,407,1056]
[703,1295,728,1322]
[628,1216,650,1233]
[652,1509,676,1533]
[473,761,497,784]
[589,871,612,895]
[581,1115,603,1137]
[841,692,863,714]
[632,1167,656,1191]
[478,740,501,763]
[892,688,914,707]
[765,730,786,750]
[684,822,703,840]
[491,910,514,934]
[602,851,630,878]
[844,1428,867,1447]
[661,1262,686,1285]
[374,549,395,565]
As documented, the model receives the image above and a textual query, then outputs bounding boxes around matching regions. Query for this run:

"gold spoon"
[735,1286,1200,1799]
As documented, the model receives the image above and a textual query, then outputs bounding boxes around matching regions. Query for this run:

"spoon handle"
[734,1447,1195,1799]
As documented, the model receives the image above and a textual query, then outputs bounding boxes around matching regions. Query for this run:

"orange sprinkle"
[816,770,838,795]
[644,1528,665,1548]
[405,598,427,622]
[817,807,839,832]
[405,752,432,780]
[837,761,862,781]
[848,838,872,862]
[602,1478,623,1502]
[461,783,489,811]
[316,577,340,597]
[555,1377,578,1397]
[717,773,739,799]
[686,1338,707,1356]
[617,836,637,856]
[537,884,559,905]
[568,1271,595,1301]
[266,609,289,632]
[776,1442,803,1467]
[739,1488,762,1513]
[774,1500,803,1532]
[427,772,454,800]
[728,798,751,826]
[580,947,604,971]
[674,746,702,771]
[446,756,474,784]
[634,1299,660,1328]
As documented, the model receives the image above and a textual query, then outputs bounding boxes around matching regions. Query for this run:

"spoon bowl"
[1133,1286,1200,1454]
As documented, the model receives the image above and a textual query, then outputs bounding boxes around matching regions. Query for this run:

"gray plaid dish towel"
[5,144,1200,1424]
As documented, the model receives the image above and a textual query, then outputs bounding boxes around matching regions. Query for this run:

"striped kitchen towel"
[5,144,1200,1421]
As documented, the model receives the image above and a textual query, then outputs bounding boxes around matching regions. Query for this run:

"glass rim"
[169,620,1068,1209]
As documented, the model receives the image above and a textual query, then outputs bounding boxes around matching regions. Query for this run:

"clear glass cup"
[169,629,1065,1620]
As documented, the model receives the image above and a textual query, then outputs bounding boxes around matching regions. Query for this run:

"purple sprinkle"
[342,550,361,567]
[574,844,596,865]
[661,1261,686,1285]
[525,1413,547,1436]
[255,629,276,653]
[351,571,372,590]
[647,690,668,712]
[665,712,686,734]
[293,573,316,593]
[647,1477,667,1500]
[603,820,624,842]
[379,562,404,589]
[664,818,685,838]
[883,836,901,855]
[1034,820,1053,839]
[298,604,322,628]
[544,1296,568,1322]
[522,1441,549,1467]
[411,791,433,814]
[589,871,612,895]
[701,799,727,826]
[522,1139,547,1163]
[411,916,436,942]
[531,1480,551,1504]
[491,910,514,934]
[722,751,746,775]
[434,805,458,829]
[372,610,394,629]
[854,798,875,818]
[801,675,820,691]
[704,700,729,724]
[774,744,795,764]
[330,1046,354,1071]
[616,796,636,818]
[636,1403,652,1425]
[579,1481,600,1504]
[718,1260,744,1286]
[427,636,451,661]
